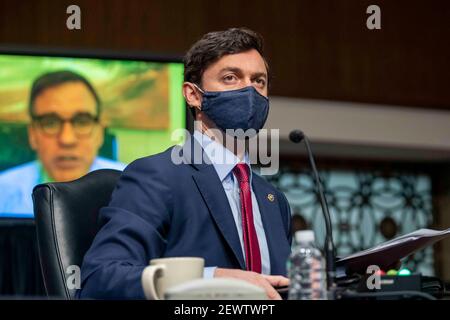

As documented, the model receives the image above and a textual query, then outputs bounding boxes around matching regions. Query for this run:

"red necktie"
[232,163,262,273]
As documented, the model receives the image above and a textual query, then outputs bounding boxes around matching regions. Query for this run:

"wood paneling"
[1,0,449,109]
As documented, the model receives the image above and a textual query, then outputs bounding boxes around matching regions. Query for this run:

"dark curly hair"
[29,70,101,116]
[184,27,269,117]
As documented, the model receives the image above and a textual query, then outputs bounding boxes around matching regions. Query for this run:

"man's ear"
[28,124,38,151]
[182,82,202,112]
[94,123,105,150]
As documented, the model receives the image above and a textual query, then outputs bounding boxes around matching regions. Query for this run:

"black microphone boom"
[289,129,336,292]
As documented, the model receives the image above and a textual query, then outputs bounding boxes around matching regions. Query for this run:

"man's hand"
[214,268,289,300]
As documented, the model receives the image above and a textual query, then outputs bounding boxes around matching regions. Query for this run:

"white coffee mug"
[141,257,204,300]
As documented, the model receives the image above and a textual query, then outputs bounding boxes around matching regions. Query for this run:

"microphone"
[289,129,336,292]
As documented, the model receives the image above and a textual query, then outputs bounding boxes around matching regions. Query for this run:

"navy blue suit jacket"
[78,138,292,299]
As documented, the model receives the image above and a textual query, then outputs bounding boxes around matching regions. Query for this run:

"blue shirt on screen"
[0,157,126,217]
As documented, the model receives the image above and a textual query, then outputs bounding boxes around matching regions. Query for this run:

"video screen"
[0,52,186,218]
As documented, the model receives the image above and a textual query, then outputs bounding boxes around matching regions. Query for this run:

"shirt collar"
[193,130,250,182]
[37,161,54,184]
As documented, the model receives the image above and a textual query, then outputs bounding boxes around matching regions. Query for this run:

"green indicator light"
[386,269,398,276]
[398,268,411,276]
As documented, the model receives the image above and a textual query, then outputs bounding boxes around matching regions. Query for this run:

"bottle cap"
[295,230,315,243]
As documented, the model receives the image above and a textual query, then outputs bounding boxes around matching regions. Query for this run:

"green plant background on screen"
[0,54,186,167]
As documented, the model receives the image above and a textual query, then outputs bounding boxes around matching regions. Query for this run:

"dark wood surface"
[0,0,449,109]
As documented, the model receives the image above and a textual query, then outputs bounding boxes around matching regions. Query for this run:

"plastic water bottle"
[288,230,327,300]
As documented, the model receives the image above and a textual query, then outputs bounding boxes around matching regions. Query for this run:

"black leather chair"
[32,169,122,299]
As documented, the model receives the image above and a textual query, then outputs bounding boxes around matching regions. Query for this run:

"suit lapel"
[252,176,290,275]
[181,134,289,274]
[192,169,245,270]
[184,135,245,269]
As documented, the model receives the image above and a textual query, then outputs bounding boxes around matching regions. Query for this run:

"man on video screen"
[0,71,125,215]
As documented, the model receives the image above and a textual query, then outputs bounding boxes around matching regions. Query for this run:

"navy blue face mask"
[194,85,270,135]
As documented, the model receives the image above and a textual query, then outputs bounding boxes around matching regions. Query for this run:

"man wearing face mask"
[78,28,292,300]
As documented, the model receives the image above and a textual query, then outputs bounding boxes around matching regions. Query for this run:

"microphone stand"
[289,130,337,297]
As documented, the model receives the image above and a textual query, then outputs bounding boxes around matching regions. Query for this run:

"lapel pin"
[267,193,275,202]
